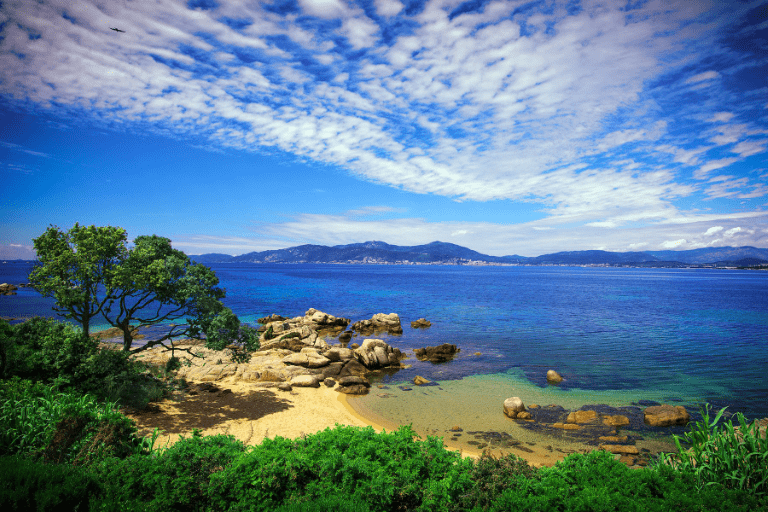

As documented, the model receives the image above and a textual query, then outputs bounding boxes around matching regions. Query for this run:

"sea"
[3,261,767,455]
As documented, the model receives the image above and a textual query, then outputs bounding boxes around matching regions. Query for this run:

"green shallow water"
[346,369,702,464]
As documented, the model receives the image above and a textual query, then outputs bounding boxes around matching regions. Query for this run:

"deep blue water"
[2,261,767,418]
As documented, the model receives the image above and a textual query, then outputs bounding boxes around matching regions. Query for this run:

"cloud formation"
[0,0,766,254]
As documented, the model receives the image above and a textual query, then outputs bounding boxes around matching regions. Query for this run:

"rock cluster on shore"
[134,309,407,396]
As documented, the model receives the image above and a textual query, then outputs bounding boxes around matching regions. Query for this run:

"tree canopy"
[29,224,127,338]
[29,224,258,357]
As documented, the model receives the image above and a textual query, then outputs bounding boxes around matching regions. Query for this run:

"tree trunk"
[121,321,133,351]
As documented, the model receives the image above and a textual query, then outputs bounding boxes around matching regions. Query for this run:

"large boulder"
[290,375,321,388]
[546,370,563,384]
[335,375,371,395]
[324,347,355,362]
[352,313,403,335]
[282,347,331,369]
[304,308,350,331]
[413,344,460,363]
[566,410,598,424]
[410,318,432,328]
[353,339,403,369]
[257,314,287,324]
[503,397,526,419]
[643,404,691,427]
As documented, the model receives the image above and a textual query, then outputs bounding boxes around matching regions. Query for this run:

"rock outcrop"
[335,375,371,395]
[282,348,332,369]
[0,283,18,295]
[413,376,430,386]
[353,339,404,369]
[643,404,690,427]
[503,397,527,419]
[352,313,403,335]
[410,318,432,328]
[413,344,460,363]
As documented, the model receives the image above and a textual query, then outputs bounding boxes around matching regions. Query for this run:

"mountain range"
[192,242,768,267]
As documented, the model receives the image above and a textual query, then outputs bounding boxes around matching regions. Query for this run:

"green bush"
[1,317,169,409]
[0,454,100,512]
[659,404,768,497]
[94,433,246,511]
[487,449,764,511]
[207,425,474,512]
[448,451,539,511]
[0,379,143,464]
[3,317,96,384]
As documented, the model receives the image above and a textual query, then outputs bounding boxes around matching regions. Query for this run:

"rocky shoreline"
[123,308,767,467]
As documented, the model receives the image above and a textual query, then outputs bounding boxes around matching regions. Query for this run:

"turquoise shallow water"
[3,261,767,434]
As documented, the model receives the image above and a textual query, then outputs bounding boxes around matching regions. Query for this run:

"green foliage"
[1,317,167,408]
[448,451,539,511]
[29,224,258,359]
[0,380,144,464]
[3,317,96,384]
[29,224,128,338]
[94,433,246,511]
[487,449,764,511]
[207,425,474,512]
[0,454,100,512]
[659,404,768,496]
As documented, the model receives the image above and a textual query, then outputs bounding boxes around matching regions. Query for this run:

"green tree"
[28,225,258,358]
[29,224,127,338]
[103,234,258,355]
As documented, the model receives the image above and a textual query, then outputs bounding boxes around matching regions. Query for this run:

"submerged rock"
[413,343,460,363]
[546,369,564,384]
[410,318,432,328]
[644,404,691,427]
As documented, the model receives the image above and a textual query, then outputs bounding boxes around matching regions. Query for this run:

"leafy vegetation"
[29,224,259,359]
[658,405,768,497]
[3,224,767,510]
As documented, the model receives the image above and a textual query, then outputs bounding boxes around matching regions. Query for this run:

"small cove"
[3,261,767,460]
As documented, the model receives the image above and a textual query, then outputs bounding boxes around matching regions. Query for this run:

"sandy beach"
[126,380,387,450]
[125,376,567,466]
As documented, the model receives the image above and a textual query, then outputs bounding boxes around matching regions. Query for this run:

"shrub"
[94,433,246,511]
[659,404,768,497]
[0,379,143,464]
[488,449,765,511]
[0,454,100,512]
[448,451,539,511]
[207,424,474,511]
[4,317,96,384]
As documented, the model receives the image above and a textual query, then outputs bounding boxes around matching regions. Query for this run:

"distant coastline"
[190,241,768,269]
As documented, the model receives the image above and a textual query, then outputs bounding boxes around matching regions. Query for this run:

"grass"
[658,404,768,496]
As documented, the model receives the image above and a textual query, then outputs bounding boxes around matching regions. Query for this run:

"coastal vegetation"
[2,319,767,510]
[2,225,767,510]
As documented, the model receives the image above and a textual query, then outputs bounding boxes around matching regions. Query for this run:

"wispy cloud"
[0,0,766,251]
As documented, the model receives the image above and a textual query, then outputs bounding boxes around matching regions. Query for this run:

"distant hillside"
[192,243,768,267]
[645,246,768,264]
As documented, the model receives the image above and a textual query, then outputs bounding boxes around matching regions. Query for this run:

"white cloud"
[705,226,724,236]
[0,0,765,244]
[661,239,687,249]
[685,70,719,84]
[298,0,347,19]
[709,112,734,123]
[694,158,738,180]
[374,0,404,18]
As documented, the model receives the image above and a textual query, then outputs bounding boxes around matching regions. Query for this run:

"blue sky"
[1,0,767,258]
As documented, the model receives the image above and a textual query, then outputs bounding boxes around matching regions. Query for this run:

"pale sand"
[124,380,572,465]
[127,382,389,449]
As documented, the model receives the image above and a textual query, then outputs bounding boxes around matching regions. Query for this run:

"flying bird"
[110,27,125,32]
